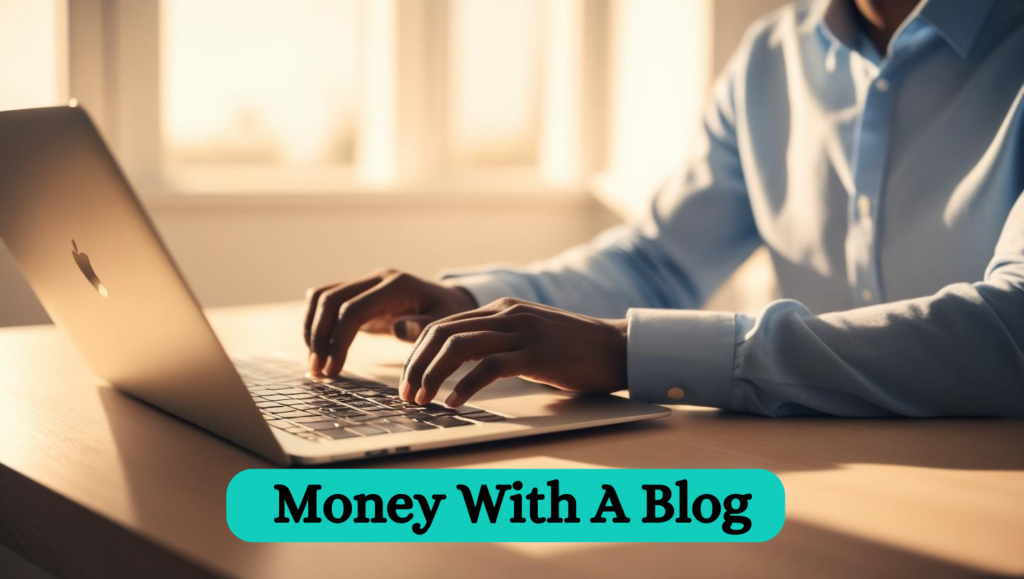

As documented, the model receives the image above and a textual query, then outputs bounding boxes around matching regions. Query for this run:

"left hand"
[399,298,628,407]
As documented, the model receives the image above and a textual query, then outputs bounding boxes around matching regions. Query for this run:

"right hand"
[303,269,477,378]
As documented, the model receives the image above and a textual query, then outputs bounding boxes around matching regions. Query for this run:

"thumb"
[392,315,436,341]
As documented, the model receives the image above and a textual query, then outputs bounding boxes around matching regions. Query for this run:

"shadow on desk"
[91,384,1024,578]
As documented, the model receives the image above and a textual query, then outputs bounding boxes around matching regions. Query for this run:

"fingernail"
[395,321,410,340]
[399,381,410,401]
[445,392,461,407]
[395,320,422,341]
[309,352,323,376]
[415,389,428,405]
[405,320,422,337]
[324,356,338,377]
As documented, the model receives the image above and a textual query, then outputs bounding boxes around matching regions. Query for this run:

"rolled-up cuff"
[626,308,736,409]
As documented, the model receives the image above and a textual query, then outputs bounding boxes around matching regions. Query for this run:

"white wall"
[0,195,618,326]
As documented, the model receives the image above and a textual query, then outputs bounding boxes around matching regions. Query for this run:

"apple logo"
[71,239,108,298]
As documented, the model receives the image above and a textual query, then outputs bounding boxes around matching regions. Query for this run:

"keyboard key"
[321,408,358,417]
[449,405,485,415]
[255,401,284,409]
[404,412,437,422]
[303,421,352,431]
[292,415,335,423]
[368,419,412,433]
[423,408,455,417]
[277,410,314,419]
[275,388,306,395]
[325,409,365,418]
[267,406,300,414]
[321,428,359,440]
[463,411,506,422]
[345,425,388,437]
[423,416,472,428]
[387,417,438,431]
[263,395,289,401]
[267,420,291,429]
[364,409,402,418]
[354,389,386,397]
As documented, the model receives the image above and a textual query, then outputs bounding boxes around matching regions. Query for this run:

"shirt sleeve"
[443,52,762,320]
[628,189,1024,418]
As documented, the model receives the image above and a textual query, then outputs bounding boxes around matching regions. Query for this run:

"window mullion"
[391,0,450,184]
[113,0,162,186]
[356,0,399,185]
[68,0,113,144]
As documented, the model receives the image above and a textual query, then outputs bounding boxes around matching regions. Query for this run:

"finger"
[400,315,534,402]
[446,352,525,407]
[309,276,381,373]
[427,298,562,327]
[323,273,416,376]
[303,283,338,348]
[415,331,521,405]
[402,299,536,359]
[416,297,523,326]
[392,314,436,341]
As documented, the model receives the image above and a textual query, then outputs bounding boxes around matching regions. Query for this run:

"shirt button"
[667,387,685,400]
[861,289,874,302]
[874,78,890,92]
[858,195,872,219]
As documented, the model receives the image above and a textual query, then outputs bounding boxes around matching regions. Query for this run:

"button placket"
[847,67,896,306]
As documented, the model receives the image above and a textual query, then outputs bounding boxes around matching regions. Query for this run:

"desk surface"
[1,302,1022,578]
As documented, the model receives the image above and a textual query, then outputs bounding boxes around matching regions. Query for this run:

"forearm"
[627,276,1024,418]
[443,225,713,319]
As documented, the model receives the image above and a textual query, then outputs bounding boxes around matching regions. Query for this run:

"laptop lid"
[0,106,287,464]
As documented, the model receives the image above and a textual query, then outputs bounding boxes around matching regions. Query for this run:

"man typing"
[303,0,1024,418]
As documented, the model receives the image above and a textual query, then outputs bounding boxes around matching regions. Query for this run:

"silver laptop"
[0,106,669,465]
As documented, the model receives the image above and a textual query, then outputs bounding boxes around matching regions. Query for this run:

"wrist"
[604,318,630,393]
[445,284,479,310]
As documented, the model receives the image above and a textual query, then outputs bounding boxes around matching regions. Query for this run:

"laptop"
[0,105,670,465]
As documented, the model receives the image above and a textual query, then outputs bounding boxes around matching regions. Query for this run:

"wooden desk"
[1,303,1022,578]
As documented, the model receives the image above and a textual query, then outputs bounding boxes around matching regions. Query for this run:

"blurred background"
[0,0,785,327]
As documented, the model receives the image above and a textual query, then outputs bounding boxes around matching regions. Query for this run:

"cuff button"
[667,387,685,400]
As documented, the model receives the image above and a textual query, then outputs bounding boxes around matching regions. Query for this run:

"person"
[303,0,1024,417]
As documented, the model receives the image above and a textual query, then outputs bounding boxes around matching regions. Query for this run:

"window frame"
[67,0,611,201]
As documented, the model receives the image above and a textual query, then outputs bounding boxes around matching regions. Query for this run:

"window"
[61,0,711,199]
[161,0,361,169]
[448,0,542,167]
[0,0,66,111]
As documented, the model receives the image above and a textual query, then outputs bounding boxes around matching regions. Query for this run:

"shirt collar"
[811,0,995,59]
[916,0,994,58]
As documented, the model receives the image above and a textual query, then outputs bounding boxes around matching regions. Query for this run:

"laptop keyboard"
[234,357,506,442]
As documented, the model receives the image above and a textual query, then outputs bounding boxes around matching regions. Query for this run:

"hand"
[303,270,477,377]
[399,298,628,407]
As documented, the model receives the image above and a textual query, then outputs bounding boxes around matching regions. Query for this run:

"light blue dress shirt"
[445,0,1024,417]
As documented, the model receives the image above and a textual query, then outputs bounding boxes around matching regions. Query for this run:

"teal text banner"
[227,469,785,542]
